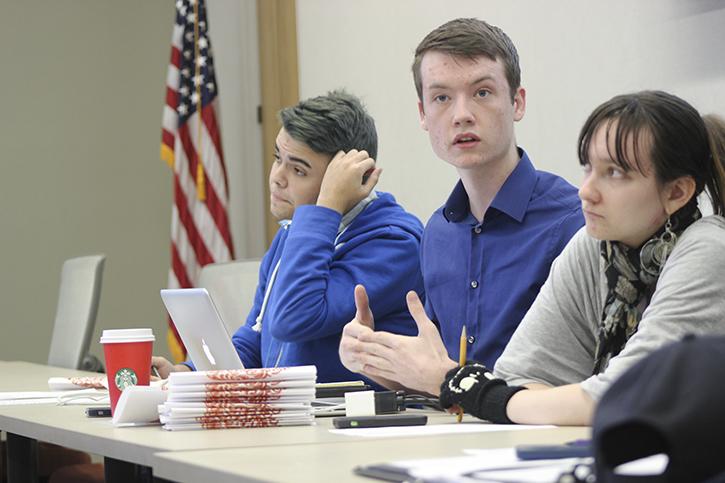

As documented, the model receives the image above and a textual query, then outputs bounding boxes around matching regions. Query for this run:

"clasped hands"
[339,285,457,396]
[339,285,525,422]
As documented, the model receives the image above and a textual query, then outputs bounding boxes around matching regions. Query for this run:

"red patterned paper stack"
[158,366,317,430]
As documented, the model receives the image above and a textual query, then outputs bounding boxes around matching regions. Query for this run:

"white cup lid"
[100,328,155,344]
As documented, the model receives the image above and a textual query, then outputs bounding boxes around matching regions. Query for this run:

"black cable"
[402,393,443,411]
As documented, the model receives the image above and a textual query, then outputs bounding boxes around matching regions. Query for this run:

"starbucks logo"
[114,368,138,391]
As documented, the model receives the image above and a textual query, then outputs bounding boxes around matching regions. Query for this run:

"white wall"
[0,0,176,364]
[296,0,725,223]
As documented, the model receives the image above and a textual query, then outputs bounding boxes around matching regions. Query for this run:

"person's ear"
[513,87,526,122]
[418,100,428,131]
[663,175,697,215]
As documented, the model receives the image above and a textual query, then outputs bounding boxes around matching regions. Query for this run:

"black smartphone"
[85,406,112,418]
[333,414,427,429]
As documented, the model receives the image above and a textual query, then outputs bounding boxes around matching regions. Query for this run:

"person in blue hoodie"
[153,90,424,385]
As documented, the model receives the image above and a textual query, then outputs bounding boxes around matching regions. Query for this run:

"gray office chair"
[47,254,106,370]
[197,259,261,333]
[0,255,106,483]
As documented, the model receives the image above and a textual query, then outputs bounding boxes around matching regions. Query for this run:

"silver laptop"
[160,288,245,371]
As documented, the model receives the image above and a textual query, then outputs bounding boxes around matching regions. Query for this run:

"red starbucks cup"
[100,328,155,414]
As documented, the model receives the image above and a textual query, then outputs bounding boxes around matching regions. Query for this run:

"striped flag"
[161,0,235,362]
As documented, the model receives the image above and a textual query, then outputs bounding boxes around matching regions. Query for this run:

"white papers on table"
[0,392,68,405]
[57,389,110,405]
[368,447,588,483]
[0,375,108,405]
[330,422,555,438]
[0,377,167,407]
[0,389,109,406]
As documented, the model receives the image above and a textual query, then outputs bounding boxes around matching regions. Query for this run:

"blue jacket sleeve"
[266,205,422,343]
[231,323,262,368]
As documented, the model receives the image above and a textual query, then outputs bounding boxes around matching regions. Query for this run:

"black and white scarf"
[592,202,701,374]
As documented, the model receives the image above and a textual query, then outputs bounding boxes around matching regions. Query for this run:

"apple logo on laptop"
[201,338,217,366]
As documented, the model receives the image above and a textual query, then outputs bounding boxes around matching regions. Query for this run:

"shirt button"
[470,280,478,289]
[467,335,476,344]
[473,225,482,234]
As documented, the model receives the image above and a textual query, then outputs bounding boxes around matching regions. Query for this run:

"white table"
[152,425,591,482]
[3,361,538,482]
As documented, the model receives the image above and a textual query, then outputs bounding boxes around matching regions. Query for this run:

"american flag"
[161,0,234,362]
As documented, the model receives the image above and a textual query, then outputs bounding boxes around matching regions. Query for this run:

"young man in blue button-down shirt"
[339,18,583,395]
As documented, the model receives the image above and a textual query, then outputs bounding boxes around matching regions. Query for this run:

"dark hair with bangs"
[412,18,521,103]
[279,90,378,160]
[578,90,725,215]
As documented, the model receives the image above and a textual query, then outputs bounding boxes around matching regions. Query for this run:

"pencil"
[457,325,467,423]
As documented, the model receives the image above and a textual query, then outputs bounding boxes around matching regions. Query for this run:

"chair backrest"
[197,259,261,333]
[47,255,106,369]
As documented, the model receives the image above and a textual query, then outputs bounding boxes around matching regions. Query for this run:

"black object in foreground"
[85,406,112,418]
[333,414,427,429]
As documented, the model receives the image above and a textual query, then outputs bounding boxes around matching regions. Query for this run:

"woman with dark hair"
[440,90,725,425]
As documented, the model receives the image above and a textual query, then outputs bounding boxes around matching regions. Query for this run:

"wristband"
[439,362,526,424]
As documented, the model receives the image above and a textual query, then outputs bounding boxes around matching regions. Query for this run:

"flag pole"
[193,0,206,201]
[162,0,234,362]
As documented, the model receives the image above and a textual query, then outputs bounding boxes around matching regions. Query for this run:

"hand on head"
[339,286,457,396]
[316,150,382,215]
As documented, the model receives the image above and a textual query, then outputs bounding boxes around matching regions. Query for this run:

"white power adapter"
[344,390,377,417]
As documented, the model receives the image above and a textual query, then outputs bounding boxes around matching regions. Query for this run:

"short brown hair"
[412,18,521,103]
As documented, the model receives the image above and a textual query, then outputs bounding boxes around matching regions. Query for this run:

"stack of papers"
[48,376,107,390]
[0,377,109,406]
[158,365,317,431]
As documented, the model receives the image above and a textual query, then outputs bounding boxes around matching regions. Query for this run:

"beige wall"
[1,0,266,366]
[1,1,176,363]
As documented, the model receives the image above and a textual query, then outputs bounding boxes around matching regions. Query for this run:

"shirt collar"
[442,148,537,224]
[339,191,377,233]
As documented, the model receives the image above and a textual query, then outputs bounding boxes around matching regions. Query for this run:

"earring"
[640,217,677,277]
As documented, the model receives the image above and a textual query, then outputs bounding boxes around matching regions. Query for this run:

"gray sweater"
[494,215,725,401]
